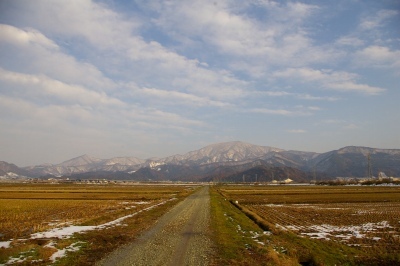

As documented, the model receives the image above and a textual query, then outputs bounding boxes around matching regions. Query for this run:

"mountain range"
[1,141,400,182]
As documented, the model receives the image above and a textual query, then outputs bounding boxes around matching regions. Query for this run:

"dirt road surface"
[98,186,213,266]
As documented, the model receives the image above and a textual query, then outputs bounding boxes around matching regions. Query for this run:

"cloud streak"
[273,68,386,95]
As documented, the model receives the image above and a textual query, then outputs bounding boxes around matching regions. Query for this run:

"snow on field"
[0,240,11,248]
[277,220,393,242]
[2,198,176,264]
[120,201,150,205]
[46,241,85,262]
[31,199,173,239]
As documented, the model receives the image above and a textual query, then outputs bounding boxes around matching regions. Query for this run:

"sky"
[0,0,399,166]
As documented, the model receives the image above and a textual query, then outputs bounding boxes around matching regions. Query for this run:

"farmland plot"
[220,185,400,264]
[0,183,195,265]
[249,202,400,248]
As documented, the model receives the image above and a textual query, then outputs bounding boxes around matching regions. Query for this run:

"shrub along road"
[98,186,213,266]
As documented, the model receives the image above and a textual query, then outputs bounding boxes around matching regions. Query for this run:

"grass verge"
[210,186,297,265]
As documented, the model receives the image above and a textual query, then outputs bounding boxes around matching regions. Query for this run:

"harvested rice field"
[0,183,196,265]
[217,184,400,265]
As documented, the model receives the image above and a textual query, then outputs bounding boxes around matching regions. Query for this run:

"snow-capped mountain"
[165,141,283,165]
[59,154,103,167]
[2,141,399,180]
[103,157,144,166]
[21,141,285,176]
[24,155,145,177]
[0,161,29,180]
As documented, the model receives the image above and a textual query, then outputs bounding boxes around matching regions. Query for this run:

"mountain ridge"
[2,141,400,180]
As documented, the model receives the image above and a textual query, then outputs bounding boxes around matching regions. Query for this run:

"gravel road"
[98,186,213,266]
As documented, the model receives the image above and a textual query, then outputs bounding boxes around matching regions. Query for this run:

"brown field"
[0,183,196,265]
[2,183,399,265]
[217,184,400,265]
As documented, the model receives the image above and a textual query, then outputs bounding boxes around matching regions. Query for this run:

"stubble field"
[0,183,196,265]
[1,183,399,265]
[216,184,400,265]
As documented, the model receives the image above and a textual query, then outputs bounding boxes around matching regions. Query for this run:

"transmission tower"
[313,165,317,184]
[367,153,373,179]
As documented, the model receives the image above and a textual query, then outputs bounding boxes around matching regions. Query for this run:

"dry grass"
[221,185,400,204]
[0,183,196,265]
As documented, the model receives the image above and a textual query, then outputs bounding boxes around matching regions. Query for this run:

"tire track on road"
[98,186,212,266]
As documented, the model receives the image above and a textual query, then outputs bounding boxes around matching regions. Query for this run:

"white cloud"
[273,67,386,95]
[0,24,58,49]
[0,95,96,126]
[307,106,321,111]
[287,129,307,133]
[3,2,247,101]
[248,108,296,116]
[360,9,398,30]
[247,105,317,116]
[0,24,115,90]
[8,0,139,50]
[149,0,336,73]
[343,123,359,130]
[297,94,339,101]
[318,119,360,131]
[0,68,123,107]
[133,87,231,107]
[0,69,205,131]
[335,36,365,47]
[327,82,385,95]
[256,90,338,101]
[321,119,345,124]
[123,38,249,100]
[355,45,400,71]
[262,91,292,97]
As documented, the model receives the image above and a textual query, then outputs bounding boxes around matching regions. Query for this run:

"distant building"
[378,172,388,180]
[284,178,293,184]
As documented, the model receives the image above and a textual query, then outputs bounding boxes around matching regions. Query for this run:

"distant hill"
[0,161,30,180]
[24,155,145,177]
[2,141,399,181]
[309,146,400,177]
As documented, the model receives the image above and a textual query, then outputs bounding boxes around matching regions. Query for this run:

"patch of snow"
[275,224,287,231]
[5,250,43,264]
[7,255,27,264]
[134,201,150,205]
[49,242,84,262]
[302,232,332,240]
[30,199,174,240]
[31,226,96,239]
[293,221,392,242]
[149,161,165,169]
[263,204,285,207]
[0,240,11,248]
[44,241,56,249]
